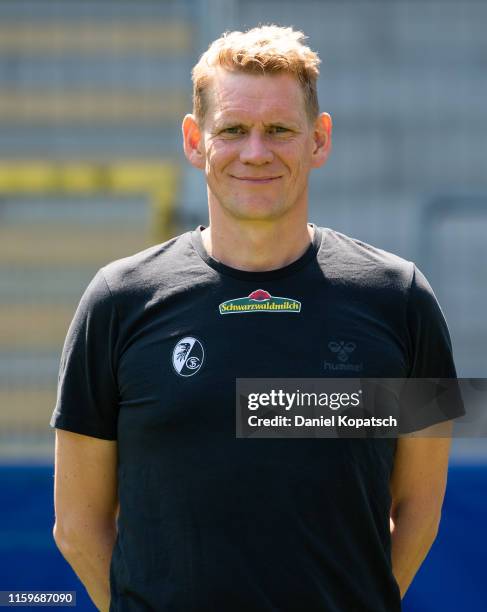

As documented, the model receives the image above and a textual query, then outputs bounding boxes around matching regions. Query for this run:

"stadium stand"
[0,0,189,458]
[0,160,178,451]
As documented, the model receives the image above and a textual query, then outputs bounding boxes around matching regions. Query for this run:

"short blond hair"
[191,25,321,125]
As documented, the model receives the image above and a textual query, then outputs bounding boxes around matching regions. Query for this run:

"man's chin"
[221,200,288,221]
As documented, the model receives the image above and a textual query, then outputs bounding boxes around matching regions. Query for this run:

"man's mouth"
[231,176,282,183]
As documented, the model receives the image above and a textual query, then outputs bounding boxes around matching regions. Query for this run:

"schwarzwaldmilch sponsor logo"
[324,340,363,372]
[219,289,301,315]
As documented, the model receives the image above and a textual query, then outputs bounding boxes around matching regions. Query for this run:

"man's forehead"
[206,69,306,124]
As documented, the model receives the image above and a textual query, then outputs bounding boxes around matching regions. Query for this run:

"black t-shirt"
[51,225,458,612]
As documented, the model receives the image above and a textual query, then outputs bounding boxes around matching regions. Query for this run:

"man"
[51,26,458,611]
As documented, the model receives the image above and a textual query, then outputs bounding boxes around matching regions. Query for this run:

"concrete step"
[242,1,487,61]
[0,126,182,158]
[321,68,487,123]
[0,266,96,303]
[0,304,76,351]
[0,196,150,225]
[0,89,188,125]
[306,121,487,191]
[0,225,152,265]
[0,351,59,387]
[0,388,56,430]
[0,57,190,89]
[0,0,192,20]
[0,21,193,55]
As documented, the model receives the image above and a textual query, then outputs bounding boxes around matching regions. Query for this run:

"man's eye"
[269,126,289,134]
[222,127,244,135]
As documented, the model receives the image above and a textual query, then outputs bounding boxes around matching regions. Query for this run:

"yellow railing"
[0,91,188,123]
[0,160,179,241]
[0,22,193,54]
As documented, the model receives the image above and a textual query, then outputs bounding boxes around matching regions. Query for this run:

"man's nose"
[239,131,273,165]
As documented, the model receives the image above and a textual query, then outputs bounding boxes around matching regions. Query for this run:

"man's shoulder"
[318,227,415,292]
[99,229,194,295]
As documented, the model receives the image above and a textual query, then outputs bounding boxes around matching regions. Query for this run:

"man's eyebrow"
[212,119,299,131]
[213,121,248,130]
[263,121,299,129]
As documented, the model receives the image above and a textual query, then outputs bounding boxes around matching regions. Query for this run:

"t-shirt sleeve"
[50,269,119,440]
[407,264,457,378]
[400,264,464,431]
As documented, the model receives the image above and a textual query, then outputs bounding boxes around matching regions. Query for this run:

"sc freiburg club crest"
[172,337,205,377]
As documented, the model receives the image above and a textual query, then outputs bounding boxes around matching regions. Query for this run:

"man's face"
[183,69,331,222]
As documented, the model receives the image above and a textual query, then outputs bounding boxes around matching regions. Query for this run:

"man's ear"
[182,114,205,169]
[311,112,332,168]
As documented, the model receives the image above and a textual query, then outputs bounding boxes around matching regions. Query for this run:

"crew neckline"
[191,223,323,281]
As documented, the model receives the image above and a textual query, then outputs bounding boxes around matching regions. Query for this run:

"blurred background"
[0,0,485,609]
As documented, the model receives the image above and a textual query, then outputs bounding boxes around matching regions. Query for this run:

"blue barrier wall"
[0,464,94,611]
[403,463,487,611]
[0,463,485,611]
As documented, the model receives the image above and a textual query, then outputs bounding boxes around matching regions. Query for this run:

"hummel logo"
[328,341,357,363]
[324,340,363,373]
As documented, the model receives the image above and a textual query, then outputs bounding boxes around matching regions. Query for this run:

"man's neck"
[201,220,314,273]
